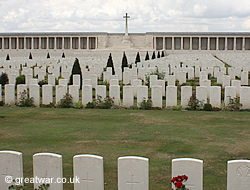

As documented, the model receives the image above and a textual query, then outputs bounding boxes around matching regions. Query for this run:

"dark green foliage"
[145,51,150,61]
[121,52,128,72]
[62,52,65,58]
[95,95,114,109]
[70,58,82,87]
[38,80,48,87]
[6,54,10,60]
[47,52,50,59]
[151,51,156,59]
[139,98,152,110]
[227,97,242,111]
[204,103,212,111]
[107,53,115,75]
[0,101,4,106]
[161,51,165,57]
[86,102,95,109]
[135,52,141,64]
[34,183,50,190]
[57,93,73,108]
[29,52,32,59]
[8,184,24,190]
[16,75,25,85]
[187,92,203,110]
[17,90,34,107]
[157,51,161,58]
[0,73,9,86]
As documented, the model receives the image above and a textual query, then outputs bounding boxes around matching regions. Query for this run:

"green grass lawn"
[0,107,249,190]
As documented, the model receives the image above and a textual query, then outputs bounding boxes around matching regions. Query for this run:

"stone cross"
[126,175,140,190]
[123,13,130,36]
[81,172,94,190]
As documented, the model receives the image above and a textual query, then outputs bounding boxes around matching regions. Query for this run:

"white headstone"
[223,75,230,87]
[196,86,207,104]
[181,86,192,108]
[56,85,67,104]
[90,74,98,89]
[172,158,203,190]
[110,79,119,86]
[83,79,91,86]
[109,85,120,105]
[73,154,104,190]
[82,85,93,107]
[167,75,176,86]
[73,75,81,89]
[137,86,148,107]
[151,85,162,108]
[96,85,106,101]
[33,153,63,190]
[0,151,23,189]
[132,79,142,97]
[149,75,157,88]
[166,86,177,107]
[42,85,53,105]
[30,84,40,107]
[123,86,134,108]
[69,85,79,103]
[240,87,250,109]
[118,156,149,190]
[123,71,130,85]
[17,84,27,102]
[231,80,241,97]
[224,86,236,106]
[210,86,221,108]
[241,71,248,86]
[48,74,56,86]
[227,160,250,190]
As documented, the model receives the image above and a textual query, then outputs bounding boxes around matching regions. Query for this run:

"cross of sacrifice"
[123,13,130,36]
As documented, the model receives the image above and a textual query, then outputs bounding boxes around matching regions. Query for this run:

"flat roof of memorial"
[0,32,250,36]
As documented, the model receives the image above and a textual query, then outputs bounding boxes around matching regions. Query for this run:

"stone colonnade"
[155,36,250,51]
[0,36,98,50]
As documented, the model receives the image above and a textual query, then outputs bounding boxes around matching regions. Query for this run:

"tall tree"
[62,52,65,58]
[135,52,141,64]
[145,51,150,61]
[121,52,128,72]
[6,54,10,60]
[107,53,115,75]
[152,51,156,59]
[70,58,82,88]
[47,52,50,59]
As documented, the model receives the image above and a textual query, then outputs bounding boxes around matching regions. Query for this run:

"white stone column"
[87,37,89,50]
[95,37,98,49]
[62,37,64,50]
[234,37,237,50]
[172,37,175,50]
[16,37,19,50]
[190,37,193,50]
[47,37,49,49]
[207,37,210,50]
[216,37,219,50]
[162,37,165,50]
[181,37,183,50]
[154,37,157,50]
[199,37,202,50]
[69,37,72,49]
[242,37,245,50]
[225,37,228,50]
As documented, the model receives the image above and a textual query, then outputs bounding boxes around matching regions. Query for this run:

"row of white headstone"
[0,151,249,190]
[1,83,250,109]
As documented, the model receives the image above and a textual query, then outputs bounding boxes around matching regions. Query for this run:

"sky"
[0,0,250,33]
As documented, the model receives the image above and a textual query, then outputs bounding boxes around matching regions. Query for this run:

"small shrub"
[212,107,221,111]
[38,80,48,87]
[203,103,212,111]
[74,101,83,109]
[16,75,25,85]
[35,183,50,190]
[86,102,95,109]
[145,67,165,86]
[95,95,113,109]
[0,73,8,86]
[57,93,73,108]
[17,90,34,107]
[227,97,242,111]
[139,98,152,110]
[187,92,203,110]
[0,101,4,106]
[128,105,137,110]
[173,105,182,111]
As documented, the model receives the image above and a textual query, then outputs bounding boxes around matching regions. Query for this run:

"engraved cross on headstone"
[81,172,94,190]
[123,13,130,36]
[126,175,140,190]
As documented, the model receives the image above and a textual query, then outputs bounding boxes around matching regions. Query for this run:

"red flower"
[175,181,183,188]
[88,68,90,71]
